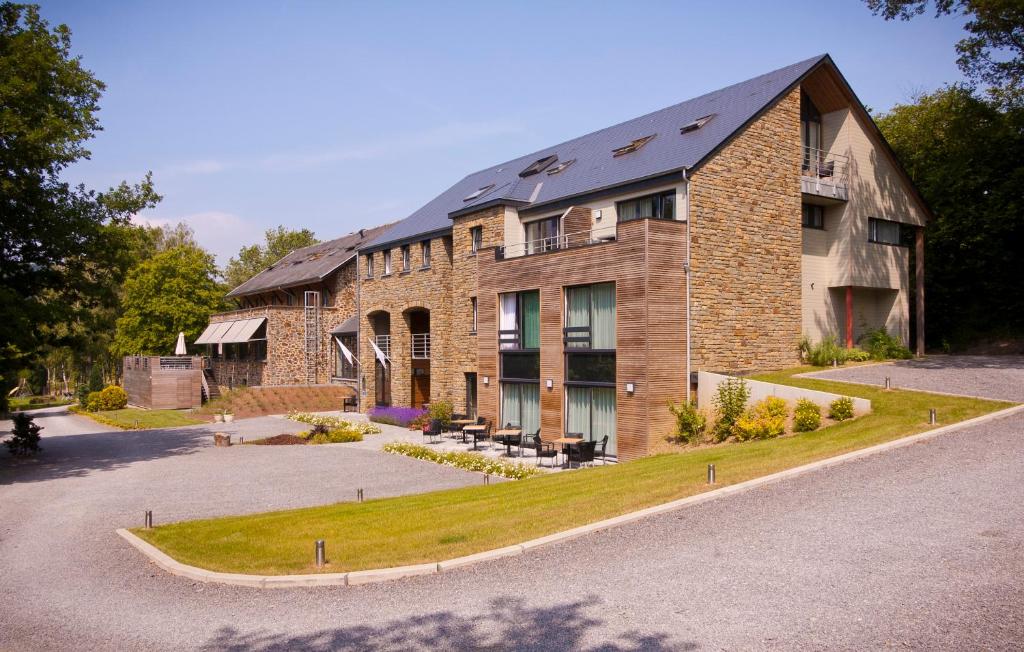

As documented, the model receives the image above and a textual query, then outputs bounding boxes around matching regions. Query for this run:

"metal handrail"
[374,334,391,357]
[802,145,849,181]
[411,333,431,359]
[498,227,615,259]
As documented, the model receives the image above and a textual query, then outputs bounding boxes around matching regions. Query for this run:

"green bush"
[801,335,847,367]
[427,398,454,425]
[85,385,128,412]
[793,398,822,432]
[5,412,42,456]
[307,428,364,444]
[858,328,913,360]
[383,442,540,479]
[667,400,707,444]
[843,348,871,362]
[712,377,750,442]
[732,396,787,441]
[829,396,855,421]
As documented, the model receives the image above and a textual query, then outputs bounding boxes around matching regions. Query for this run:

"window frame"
[334,334,358,380]
[616,190,676,222]
[383,250,392,275]
[868,217,906,246]
[470,226,483,254]
[400,245,411,272]
[470,296,478,334]
[365,254,374,279]
[802,204,825,230]
[421,239,431,268]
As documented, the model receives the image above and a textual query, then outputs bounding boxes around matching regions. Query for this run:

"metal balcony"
[411,333,431,359]
[497,227,616,259]
[801,146,849,201]
[374,334,391,357]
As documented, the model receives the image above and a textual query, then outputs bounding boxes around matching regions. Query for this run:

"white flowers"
[382,443,539,479]
[287,411,382,435]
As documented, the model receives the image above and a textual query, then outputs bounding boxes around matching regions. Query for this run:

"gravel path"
[799,354,1024,402]
[2,362,1022,650]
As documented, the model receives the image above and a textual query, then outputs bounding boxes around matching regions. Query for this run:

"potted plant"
[222,409,234,423]
[213,411,224,423]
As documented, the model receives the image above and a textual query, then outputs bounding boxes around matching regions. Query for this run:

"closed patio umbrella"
[174,331,187,355]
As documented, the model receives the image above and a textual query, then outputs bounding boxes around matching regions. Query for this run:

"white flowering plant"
[382,442,540,480]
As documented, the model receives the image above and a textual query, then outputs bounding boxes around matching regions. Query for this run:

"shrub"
[383,442,539,479]
[368,406,426,427]
[829,396,855,421]
[858,328,913,360]
[793,399,822,432]
[85,385,128,412]
[732,396,787,441]
[427,399,454,425]
[843,348,871,362]
[287,412,381,434]
[802,335,848,367]
[667,400,707,445]
[5,413,42,456]
[712,377,750,442]
[306,428,364,444]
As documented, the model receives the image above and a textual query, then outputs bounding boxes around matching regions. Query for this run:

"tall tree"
[876,86,1024,347]
[223,226,319,292]
[0,3,160,408]
[865,0,1024,107]
[112,245,225,356]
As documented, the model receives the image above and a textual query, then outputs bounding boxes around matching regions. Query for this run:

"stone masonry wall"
[689,86,803,372]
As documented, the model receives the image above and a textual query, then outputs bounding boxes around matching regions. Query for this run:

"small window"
[383,250,392,275]
[421,240,431,268]
[546,159,576,175]
[471,296,478,334]
[802,204,825,229]
[680,114,715,134]
[463,184,495,202]
[612,134,655,157]
[519,154,558,177]
[616,191,675,222]
[365,254,374,279]
[470,226,483,254]
[401,245,411,271]
[868,217,904,246]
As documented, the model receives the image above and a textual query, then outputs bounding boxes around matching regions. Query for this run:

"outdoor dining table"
[493,428,522,457]
[449,419,475,441]
[462,424,487,449]
[551,437,583,466]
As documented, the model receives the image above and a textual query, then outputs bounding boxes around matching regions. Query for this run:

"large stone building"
[204,54,930,460]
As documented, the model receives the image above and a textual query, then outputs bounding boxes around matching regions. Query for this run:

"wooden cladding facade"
[476,218,687,461]
[123,356,203,409]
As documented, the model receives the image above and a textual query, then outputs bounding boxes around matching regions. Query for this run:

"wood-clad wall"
[123,357,203,410]
[476,218,687,461]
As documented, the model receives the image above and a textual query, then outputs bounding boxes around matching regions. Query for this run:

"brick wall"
[689,87,803,372]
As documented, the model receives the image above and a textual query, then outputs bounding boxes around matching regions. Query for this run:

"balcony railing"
[497,227,616,259]
[374,334,391,357]
[801,145,849,201]
[411,333,431,359]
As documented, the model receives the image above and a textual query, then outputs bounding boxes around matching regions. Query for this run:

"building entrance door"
[412,369,430,409]
[465,372,478,418]
[375,360,391,406]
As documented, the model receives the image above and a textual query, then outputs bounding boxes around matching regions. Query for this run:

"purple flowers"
[368,406,426,427]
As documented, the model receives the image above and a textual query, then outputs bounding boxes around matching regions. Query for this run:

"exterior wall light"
[546,379,553,389]
[483,376,489,386]
[625,382,635,394]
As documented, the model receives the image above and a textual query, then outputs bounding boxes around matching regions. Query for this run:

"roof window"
[546,159,576,175]
[612,134,655,157]
[680,114,715,134]
[463,184,495,202]
[519,155,558,177]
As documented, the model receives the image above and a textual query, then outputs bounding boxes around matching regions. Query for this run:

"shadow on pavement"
[199,597,692,651]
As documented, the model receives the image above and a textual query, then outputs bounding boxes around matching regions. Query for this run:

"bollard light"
[832,359,838,368]
[484,474,490,486]
[315,540,326,568]
[707,464,716,485]
[144,510,153,529]
[929,408,937,425]
[240,436,244,444]
[884,377,891,390]
[357,488,364,503]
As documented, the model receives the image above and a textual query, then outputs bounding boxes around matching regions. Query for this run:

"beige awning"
[194,317,266,345]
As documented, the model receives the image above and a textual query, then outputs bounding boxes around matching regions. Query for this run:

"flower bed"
[382,442,540,480]
[368,406,426,428]
[287,412,381,435]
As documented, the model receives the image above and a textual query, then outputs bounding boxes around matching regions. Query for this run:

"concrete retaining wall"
[696,371,870,414]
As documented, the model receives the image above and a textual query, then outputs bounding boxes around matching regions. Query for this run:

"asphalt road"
[1,359,1022,651]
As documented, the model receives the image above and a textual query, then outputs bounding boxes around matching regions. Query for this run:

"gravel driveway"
[2,359,1022,650]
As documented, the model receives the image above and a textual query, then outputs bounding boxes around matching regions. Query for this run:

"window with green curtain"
[565,285,591,349]
[520,290,540,349]
[565,385,617,456]
[590,283,615,349]
[501,382,539,434]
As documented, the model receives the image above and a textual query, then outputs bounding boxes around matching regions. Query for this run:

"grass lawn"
[76,407,205,430]
[134,368,1015,575]
[8,396,73,411]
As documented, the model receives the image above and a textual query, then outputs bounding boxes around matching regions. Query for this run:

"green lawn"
[8,396,73,411]
[76,407,205,430]
[134,368,1014,575]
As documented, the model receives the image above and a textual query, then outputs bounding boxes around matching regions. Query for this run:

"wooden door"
[412,371,430,409]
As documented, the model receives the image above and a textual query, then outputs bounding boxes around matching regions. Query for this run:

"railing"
[374,334,391,357]
[497,227,616,259]
[159,356,198,370]
[411,333,431,359]
[801,145,849,200]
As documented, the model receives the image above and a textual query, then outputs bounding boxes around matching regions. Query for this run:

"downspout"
[356,256,362,412]
[683,168,693,403]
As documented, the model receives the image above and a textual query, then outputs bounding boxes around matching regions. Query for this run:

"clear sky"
[39,0,968,264]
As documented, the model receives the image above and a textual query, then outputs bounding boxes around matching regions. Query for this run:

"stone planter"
[213,414,224,423]
[213,432,231,447]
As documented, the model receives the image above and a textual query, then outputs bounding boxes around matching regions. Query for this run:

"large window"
[868,217,905,246]
[801,90,822,170]
[802,204,824,229]
[499,290,540,350]
[501,383,540,435]
[564,282,616,455]
[470,226,483,253]
[616,191,675,222]
[499,290,540,434]
[525,216,560,253]
[335,334,357,380]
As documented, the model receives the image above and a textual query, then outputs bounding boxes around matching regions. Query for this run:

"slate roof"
[226,222,395,298]
[362,54,829,252]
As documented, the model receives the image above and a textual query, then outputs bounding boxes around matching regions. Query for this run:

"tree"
[865,1,1024,107]
[112,245,225,356]
[223,226,319,292]
[875,86,1024,347]
[5,413,42,456]
[0,3,160,410]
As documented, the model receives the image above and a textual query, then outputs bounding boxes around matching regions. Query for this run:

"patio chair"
[423,419,443,444]
[519,428,541,456]
[531,433,557,468]
[471,421,492,450]
[593,435,609,465]
[566,440,597,469]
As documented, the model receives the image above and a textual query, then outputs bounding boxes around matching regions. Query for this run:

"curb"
[118,402,1024,588]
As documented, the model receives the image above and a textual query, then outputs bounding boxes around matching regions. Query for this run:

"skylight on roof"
[463,184,495,202]
[519,155,558,177]
[546,159,576,175]
[612,134,655,157]
[680,114,715,134]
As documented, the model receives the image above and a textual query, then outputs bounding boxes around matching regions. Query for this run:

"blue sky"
[41,1,968,264]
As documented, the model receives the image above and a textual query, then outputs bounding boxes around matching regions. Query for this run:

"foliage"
[368,406,426,428]
[858,328,914,360]
[69,405,203,429]
[711,377,750,442]
[304,427,364,444]
[843,348,872,362]
[287,412,381,434]
[793,399,822,432]
[876,86,1024,349]
[223,226,319,293]
[427,398,454,425]
[865,0,1024,108]
[87,365,104,392]
[112,245,224,356]
[667,400,707,445]
[829,396,855,421]
[800,335,848,366]
[5,412,42,456]
[732,396,787,441]
[382,442,540,480]
[84,385,128,411]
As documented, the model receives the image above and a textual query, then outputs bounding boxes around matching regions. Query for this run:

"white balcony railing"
[497,227,616,259]
[801,145,849,200]
[411,333,431,359]
[374,334,391,357]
